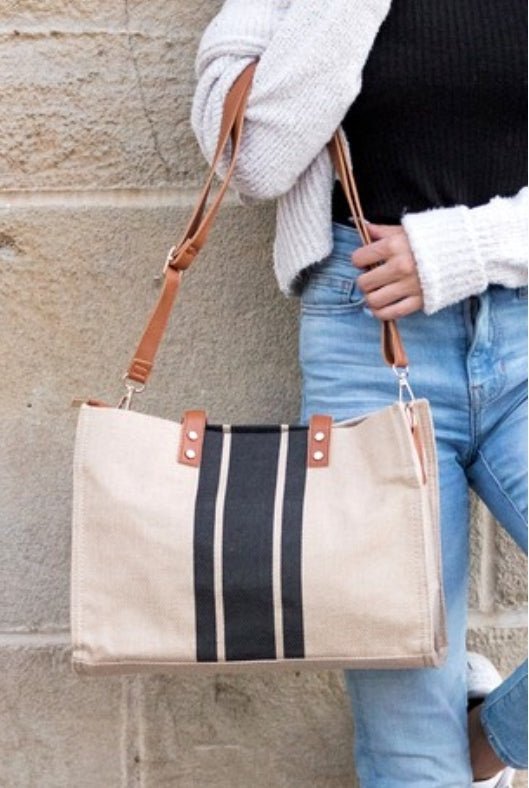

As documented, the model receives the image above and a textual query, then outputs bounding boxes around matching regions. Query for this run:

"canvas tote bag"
[70,61,448,676]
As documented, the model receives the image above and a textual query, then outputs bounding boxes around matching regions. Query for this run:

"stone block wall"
[0,3,526,786]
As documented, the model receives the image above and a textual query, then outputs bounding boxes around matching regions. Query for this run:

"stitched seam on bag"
[417,477,431,657]
[393,404,430,656]
[420,401,447,652]
[416,402,438,657]
[76,409,87,656]
[410,404,433,657]
[71,652,433,667]
[74,408,89,658]
[411,449,429,657]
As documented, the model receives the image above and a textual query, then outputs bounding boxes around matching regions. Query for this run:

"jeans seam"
[464,298,482,467]
[467,395,481,467]
[478,305,508,408]
[474,447,528,530]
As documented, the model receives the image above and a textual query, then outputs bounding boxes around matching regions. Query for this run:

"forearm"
[191,0,392,200]
[401,186,528,315]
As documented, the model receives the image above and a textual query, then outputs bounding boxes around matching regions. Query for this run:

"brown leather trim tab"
[405,403,427,485]
[71,398,111,408]
[178,410,207,467]
[128,358,153,385]
[411,422,427,485]
[307,414,333,468]
[86,398,110,408]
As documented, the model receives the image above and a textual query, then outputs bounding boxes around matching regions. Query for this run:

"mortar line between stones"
[0,187,243,208]
[468,608,527,628]
[0,607,526,647]
[0,28,177,39]
[121,676,143,788]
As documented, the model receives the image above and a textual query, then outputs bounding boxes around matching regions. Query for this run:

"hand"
[351,223,425,319]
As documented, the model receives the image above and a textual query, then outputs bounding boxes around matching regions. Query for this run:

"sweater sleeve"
[190,0,392,201]
[401,186,528,315]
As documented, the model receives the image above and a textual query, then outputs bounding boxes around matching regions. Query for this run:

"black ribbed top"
[332,0,528,226]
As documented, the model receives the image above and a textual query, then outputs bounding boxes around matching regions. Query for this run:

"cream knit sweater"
[190,0,527,315]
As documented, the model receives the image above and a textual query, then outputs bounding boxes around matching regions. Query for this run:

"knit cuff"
[401,204,489,315]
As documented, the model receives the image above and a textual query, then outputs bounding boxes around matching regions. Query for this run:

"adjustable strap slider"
[162,239,199,274]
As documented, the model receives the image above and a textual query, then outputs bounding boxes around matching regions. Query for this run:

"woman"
[190,1,528,785]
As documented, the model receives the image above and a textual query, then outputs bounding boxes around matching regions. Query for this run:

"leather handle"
[126,59,407,386]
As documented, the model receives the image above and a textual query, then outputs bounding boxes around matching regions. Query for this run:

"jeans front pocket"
[300,266,366,315]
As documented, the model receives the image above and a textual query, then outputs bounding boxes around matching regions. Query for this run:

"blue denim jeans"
[298,220,528,787]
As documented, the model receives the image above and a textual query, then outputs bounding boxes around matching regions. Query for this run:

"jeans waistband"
[332,220,361,240]
[330,220,363,255]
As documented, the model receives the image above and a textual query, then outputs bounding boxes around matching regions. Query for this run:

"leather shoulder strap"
[327,130,407,368]
[125,59,407,387]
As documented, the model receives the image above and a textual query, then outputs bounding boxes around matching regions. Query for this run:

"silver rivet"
[185,448,196,460]
[313,450,325,461]
[187,430,199,441]
[314,431,325,442]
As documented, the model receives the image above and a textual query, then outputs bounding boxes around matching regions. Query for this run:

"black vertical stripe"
[222,427,280,661]
[193,428,223,662]
[281,427,307,658]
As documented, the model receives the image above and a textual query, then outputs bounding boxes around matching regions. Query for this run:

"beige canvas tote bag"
[70,61,448,676]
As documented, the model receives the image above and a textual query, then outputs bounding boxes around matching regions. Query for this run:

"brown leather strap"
[327,132,407,367]
[126,59,408,385]
[126,62,258,384]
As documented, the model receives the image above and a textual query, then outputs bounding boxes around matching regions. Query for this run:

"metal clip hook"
[117,375,146,410]
[392,364,416,402]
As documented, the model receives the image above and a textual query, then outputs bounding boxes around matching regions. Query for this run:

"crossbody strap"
[125,60,408,389]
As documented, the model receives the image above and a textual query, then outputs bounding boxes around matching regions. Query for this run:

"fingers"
[357,254,417,292]
[348,223,424,318]
[351,231,407,267]
[363,279,415,309]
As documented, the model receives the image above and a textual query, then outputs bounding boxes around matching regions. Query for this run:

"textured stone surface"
[495,524,528,610]
[0,0,221,31]
[466,627,527,683]
[0,2,222,190]
[136,670,358,788]
[469,491,486,611]
[469,489,528,616]
[0,643,122,788]
[0,199,296,628]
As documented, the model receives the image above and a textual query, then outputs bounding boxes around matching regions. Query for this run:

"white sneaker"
[467,651,516,788]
